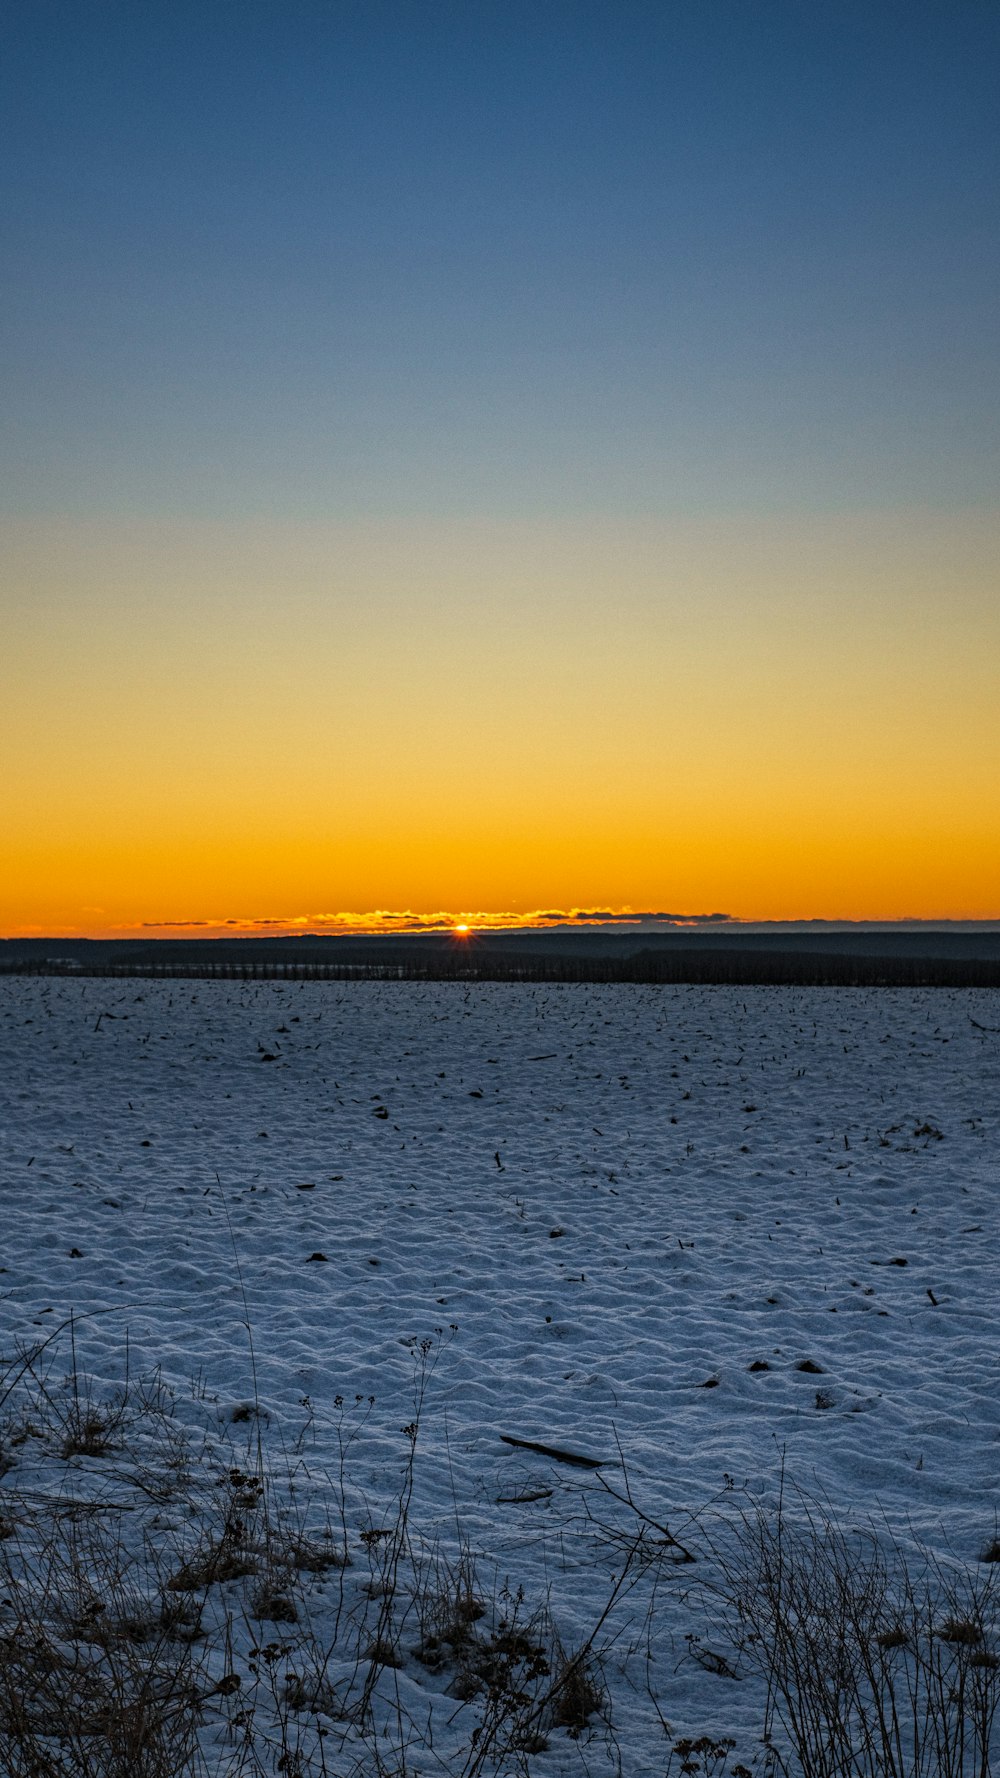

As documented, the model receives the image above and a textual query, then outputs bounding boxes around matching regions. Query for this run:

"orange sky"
[5,7,999,941]
[3,509,997,937]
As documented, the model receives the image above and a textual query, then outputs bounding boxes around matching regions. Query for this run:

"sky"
[2,1,998,937]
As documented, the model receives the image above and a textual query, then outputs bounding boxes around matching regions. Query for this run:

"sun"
[452,923,471,936]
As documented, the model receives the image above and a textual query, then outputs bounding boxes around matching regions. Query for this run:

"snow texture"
[1,978,998,1774]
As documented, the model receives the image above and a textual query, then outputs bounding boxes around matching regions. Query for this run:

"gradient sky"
[3,1,998,935]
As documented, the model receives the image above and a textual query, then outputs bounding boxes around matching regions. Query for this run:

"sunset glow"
[3,8,997,936]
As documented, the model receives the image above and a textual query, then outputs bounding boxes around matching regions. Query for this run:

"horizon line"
[4,909,1000,943]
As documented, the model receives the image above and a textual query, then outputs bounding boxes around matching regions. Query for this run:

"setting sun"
[2,4,997,941]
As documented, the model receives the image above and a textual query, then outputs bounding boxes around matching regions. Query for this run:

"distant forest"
[4,938,1000,989]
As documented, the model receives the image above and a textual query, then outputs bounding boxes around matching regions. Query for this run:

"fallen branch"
[499,1434,604,1468]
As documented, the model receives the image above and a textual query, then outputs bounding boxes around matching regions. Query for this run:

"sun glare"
[453,923,471,935]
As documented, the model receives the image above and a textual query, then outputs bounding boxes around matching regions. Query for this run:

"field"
[1,978,998,1775]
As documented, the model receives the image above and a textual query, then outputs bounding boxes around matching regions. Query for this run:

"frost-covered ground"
[1,978,998,1775]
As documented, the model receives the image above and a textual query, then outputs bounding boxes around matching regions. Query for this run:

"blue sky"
[4,0,998,519]
[3,3,999,931]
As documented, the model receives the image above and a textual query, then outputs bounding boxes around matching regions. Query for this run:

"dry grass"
[715,1481,1000,1778]
[0,1323,637,1776]
[0,1507,214,1778]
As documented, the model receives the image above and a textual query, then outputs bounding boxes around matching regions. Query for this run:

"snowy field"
[1,977,999,1775]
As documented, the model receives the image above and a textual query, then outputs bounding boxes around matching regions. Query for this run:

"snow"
[1,978,998,1774]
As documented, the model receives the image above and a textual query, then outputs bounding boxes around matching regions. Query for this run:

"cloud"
[131,905,737,939]
[142,920,209,927]
[625,910,736,924]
